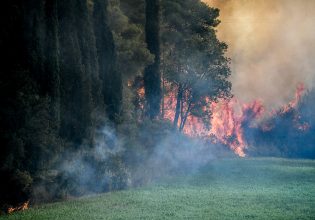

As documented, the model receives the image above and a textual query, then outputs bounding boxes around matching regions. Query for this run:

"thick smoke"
[204,0,315,109]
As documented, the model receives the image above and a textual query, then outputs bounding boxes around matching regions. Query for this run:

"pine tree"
[161,0,231,131]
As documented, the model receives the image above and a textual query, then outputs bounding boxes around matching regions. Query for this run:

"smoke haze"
[204,0,315,109]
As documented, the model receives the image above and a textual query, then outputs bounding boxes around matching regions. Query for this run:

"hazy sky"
[203,0,315,108]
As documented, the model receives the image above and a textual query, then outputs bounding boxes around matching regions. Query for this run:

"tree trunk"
[161,66,165,119]
[179,101,192,132]
[173,84,183,129]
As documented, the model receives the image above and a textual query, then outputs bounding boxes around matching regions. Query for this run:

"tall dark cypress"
[144,0,161,119]
[73,0,100,143]
[75,0,102,112]
[93,0,122,122]
[57,0,91,145]
[0,0,62,208]
[0,0,29,169]
[44,0,61,129]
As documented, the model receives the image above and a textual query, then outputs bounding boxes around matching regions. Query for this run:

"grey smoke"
[204,0,315,109]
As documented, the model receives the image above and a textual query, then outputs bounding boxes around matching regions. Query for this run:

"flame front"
[161,83,305,157]
[133,80,305,157]
[280,83,305,114]
[7,201,29,214]
[162,86,254,157]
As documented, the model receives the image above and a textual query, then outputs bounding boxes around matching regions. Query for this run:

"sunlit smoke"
[204,0,315,109]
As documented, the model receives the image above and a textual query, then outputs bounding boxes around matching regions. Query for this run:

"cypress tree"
[0,0,29,170]
[57,0,91,145]
[93,0,122,122]
[0,0,62,208]
[144,0,161,119]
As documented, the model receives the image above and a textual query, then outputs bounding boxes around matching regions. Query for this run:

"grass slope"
[1,158,315,220]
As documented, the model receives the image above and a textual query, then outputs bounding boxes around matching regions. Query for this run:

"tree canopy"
[161,0,231,130]
[0,0,232,212]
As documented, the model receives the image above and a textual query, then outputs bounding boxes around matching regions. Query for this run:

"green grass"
[1,158,315,220]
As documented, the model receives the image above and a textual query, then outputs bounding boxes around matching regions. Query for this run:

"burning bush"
[0,169,32,214]
[244,87,315,159]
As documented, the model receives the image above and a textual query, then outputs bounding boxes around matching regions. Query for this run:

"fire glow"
[7,201,29,214]
[162,83,306,157]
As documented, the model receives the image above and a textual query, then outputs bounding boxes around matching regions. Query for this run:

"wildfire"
[161,82,265,157]
[280,83,305,113]
[7,201,29,214]
[136,80,306,157]
[161,83,305,157]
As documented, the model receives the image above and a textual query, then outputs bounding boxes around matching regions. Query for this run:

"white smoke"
[204,0,315,109]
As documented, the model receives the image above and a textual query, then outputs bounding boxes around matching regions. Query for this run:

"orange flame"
[280,83,305,113]
[207,99,264,157]
[7,201,29,214]
[162,85,255,157]
[161,83,305,157]
[134,80,306,157]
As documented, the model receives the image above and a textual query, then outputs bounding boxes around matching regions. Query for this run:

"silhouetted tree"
[93,0,122,122]
[144,0,162,119]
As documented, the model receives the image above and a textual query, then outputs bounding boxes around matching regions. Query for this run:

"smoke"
[30,120,236,203]
[133,136,236,188]
[204,0,315,109]
[31,125,129,202]
[149,136,220,174]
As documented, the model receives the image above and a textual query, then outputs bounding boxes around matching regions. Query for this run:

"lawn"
[1,158,315,220]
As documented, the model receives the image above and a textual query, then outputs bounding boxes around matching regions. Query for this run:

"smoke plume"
[204,0,315,109]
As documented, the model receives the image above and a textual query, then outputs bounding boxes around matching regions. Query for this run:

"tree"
[161,0,231,131]
[108,0,153,80]
[57,0,92,145]
[0,0,63,209]
[144,0,162,119]
[44,0,61,130]
[93,0,122,122]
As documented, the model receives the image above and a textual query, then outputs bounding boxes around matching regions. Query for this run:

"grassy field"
[1,158,315,220]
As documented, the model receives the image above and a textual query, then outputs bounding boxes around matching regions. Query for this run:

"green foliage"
[120,0,145,25]
[93,0,123,122]
[108,0,153,78]
[0,0,234,211]
[120,118,174,186]
[105,154,130,191]
[0,0,125,208]
[161,0,231,130]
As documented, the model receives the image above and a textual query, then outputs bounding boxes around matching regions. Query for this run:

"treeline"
[0,0,124,210]
[0,0,231,211]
